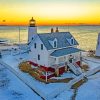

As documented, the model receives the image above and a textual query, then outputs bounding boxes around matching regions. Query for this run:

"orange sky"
[0,0,100,26]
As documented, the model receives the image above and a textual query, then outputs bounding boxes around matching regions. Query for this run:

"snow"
[0,63,42,100]
[88,61,100,69]
[75,57,100,100]
[52,90,74,100]
[82,57,100,70]
[76,73,100,100]
[1,51,100,100]
[1,54,70,99]
[52,72,76,79]
[88,72,100,80]
[61,72,76,78]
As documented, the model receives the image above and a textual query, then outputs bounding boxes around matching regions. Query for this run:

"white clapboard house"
[27,17,82,79]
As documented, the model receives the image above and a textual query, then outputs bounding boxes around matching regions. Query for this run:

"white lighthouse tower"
[28,17,37,42]
[96,33,100,56]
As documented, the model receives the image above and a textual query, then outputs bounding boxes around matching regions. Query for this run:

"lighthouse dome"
[29,17,36,27]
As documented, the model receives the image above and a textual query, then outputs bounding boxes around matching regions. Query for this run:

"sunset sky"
[0,0,100,26]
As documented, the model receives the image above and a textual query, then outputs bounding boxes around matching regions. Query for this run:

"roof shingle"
[38,32,78,50]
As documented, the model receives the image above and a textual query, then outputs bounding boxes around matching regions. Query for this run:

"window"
[34,43,36,48]
[71,38,74,44]
[54,41,57,48]
[49,38,57,48]
[41,44,43,50]
[38,54,40,60]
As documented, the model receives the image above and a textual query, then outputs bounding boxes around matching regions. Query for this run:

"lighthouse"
[96,33,100,56]
[28,17,37,42]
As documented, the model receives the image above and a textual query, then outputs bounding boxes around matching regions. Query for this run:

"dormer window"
[53,38,57,48]
[49,38,57,48]
[54,41,57,48]
[71,38,74,45]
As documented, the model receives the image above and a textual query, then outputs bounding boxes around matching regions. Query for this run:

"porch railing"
[50,62,66,68]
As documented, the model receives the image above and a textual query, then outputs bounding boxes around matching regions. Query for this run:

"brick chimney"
[51,28,54,33]
[55,27,59,32]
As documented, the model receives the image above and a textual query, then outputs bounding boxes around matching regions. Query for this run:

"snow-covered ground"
[52,90,74,100]
[0,63,42,100]
[52,72,76,79]
[53,60,100,100]
[76,57,100,100]
[76,72,100,100]
[82,56,100,70]
[1,54,70,99]
[0,51,100,100]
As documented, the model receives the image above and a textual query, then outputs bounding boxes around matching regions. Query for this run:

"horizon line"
[1,24,100,26]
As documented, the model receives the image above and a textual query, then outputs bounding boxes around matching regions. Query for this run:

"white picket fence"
[67,66,100,89]
[85,66,100,77]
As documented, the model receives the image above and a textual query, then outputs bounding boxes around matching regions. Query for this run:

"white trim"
[50,51,81,58]
[38,35,49,51]
[71,37,74,45]
[48,45,78,51]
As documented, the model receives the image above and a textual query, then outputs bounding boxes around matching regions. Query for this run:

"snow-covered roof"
[38,32,79,50]
[50,47,81,57]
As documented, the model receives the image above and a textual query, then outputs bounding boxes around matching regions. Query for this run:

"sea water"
[0,25,100,51]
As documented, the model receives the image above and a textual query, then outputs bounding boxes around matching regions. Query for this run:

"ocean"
[0,25,100,51]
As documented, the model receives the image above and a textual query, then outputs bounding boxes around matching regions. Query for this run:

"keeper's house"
[28,17,82,79]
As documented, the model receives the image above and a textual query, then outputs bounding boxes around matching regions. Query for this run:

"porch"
[49,47,82,75]
[50,47,82,68]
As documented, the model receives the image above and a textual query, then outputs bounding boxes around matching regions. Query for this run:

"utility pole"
[19,26,21,59]
[68,22,70,32]
[46,71,48,83]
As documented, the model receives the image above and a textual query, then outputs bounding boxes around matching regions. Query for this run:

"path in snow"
[76,72,100,100]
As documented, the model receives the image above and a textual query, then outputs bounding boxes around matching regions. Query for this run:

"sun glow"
[0,0,100,26]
